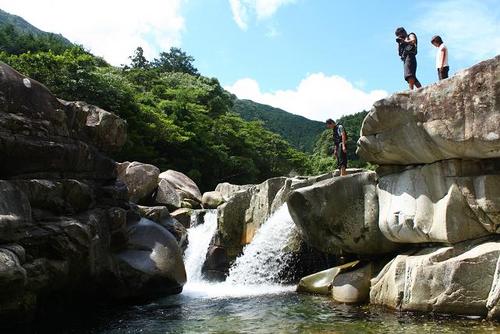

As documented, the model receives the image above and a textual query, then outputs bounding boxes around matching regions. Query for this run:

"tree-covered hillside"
[0,10,373,190]
[0,9,72,54]
[0,17,311,191]
[232,99,324,153]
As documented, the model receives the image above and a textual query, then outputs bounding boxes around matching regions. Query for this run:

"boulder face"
[159,170,202,204]
[378,159,496,244]
[0,62,184,324]
[287,172,399,255]
[117,161,160,203]
[357,55,500,165]
[370,240,500,316]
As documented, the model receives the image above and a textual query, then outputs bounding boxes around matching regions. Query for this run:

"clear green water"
[39,291,500,334]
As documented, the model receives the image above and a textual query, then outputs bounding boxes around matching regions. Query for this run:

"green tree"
[153,47,199,76]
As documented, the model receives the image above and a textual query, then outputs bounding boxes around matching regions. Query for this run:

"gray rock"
[117,161,160,203]
[331,262,373,304]
[357,55,500,165]
[202,191,225,209]
[288,172,399,255]
[370,239,500,319]
[117,218,186,290]
[297,261,359,295]
[378,160,495,244]
[158,170,202,203]
[155,179,181,209]
[0,181,32,243]
[215,182,254,201]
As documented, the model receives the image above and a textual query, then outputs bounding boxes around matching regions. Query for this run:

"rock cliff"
[0,62,186,324]
[292,55,500,318]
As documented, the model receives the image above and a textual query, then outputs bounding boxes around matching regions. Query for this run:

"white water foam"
[182,204,296,298]
[183,210,218,283]
[226,204,297,285]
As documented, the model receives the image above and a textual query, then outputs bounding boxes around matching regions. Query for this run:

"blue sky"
[1,0,499,121]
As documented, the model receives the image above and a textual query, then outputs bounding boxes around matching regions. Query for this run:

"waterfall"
[225,204,296,284]
[182,204,295,298]
[183,210,218,283]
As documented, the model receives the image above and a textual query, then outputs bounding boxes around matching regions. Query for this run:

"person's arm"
[406,33,417,45]
[341,131,347,153]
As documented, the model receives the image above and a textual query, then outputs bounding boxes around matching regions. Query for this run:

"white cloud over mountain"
[0,0,185,65]
[225,74,388,121]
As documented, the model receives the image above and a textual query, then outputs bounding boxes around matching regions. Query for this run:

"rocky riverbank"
[293,55,500,319]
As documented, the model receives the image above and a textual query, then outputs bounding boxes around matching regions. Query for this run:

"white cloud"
[415,0,500,62]
[229,0,295,30]
[225,74,388,122]
[0,0,185,65]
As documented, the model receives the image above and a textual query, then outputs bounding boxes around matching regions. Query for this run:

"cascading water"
[183,210,218,283]
[225,204,297,285]
[182,204,296,298]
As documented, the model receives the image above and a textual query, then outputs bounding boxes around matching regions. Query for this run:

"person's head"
[395,27,407,39]
[431,35,443,47]
[326,118,336,129]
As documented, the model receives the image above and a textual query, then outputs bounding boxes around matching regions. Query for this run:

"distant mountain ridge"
[0,8,72,45]
[232,99,324,153]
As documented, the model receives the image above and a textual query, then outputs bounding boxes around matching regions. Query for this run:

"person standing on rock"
[395,27,422,90]
[431,35,449,80]
[326,119,347,176]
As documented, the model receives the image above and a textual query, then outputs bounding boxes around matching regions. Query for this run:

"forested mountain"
[0,9,371,190]
[232,99,324,153]
[0,9,71,54]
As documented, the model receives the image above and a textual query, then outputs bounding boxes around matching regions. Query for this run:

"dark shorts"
[404,55,417,81]
[336,147,347,169]
[438,66,449,80]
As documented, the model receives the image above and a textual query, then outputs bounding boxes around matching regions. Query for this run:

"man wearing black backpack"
[326,118,347,176]
[395,27,422,90]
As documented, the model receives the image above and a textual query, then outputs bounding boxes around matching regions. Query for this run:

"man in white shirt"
[431,35,449,80]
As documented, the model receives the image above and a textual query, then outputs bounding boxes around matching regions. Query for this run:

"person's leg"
[414,78,422,88]
[408,77,415,90]
[442,66,449,79]
[438,68,442,80]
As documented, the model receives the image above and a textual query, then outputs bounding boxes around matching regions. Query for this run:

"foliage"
[232,99,324,153]
[0,24,71,55]
[0,34,310,190]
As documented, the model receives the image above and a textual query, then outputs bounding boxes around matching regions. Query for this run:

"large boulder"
[378,159,496,244]
[0,63,119,180]
[242,177,286,244]
[357,55,500,165]
[155,179,182,209]
[287,172,398,255]
[158,170,202,205]
[370,239,500,319]
[117,161,160,203]
[62,101,127,154]
[215,182,254,201]
[115,218,186,296]
[202,191,225,209]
